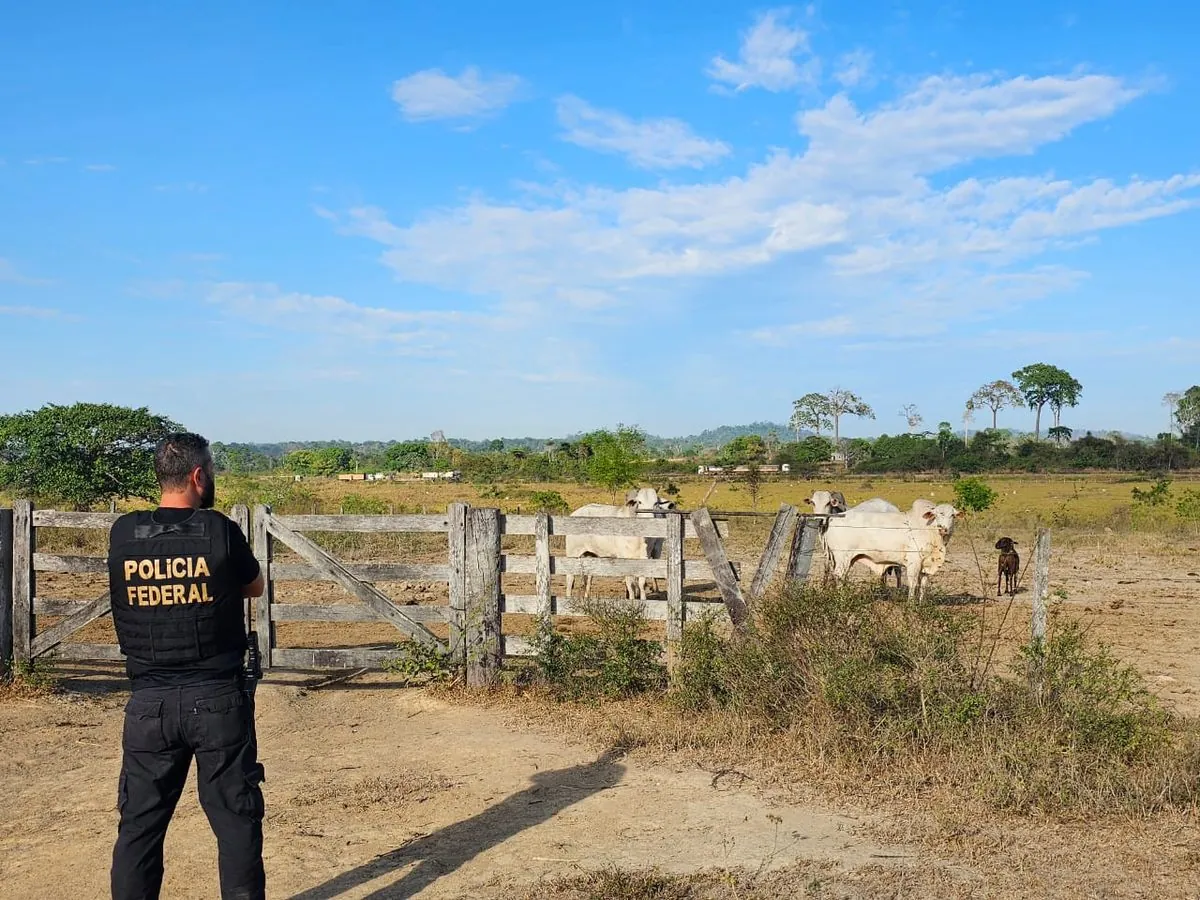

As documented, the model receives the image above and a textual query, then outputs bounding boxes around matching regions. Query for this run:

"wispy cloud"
[0,258,53,286]
[84,163,117,172]
[24,156,68,166]
[391,66,524,122]
[0,304,76,320]
[708,8,819,93]
[327,66,1198,348]
[206,282,482,355]
[834,49,873,88]
[555,96,730,169]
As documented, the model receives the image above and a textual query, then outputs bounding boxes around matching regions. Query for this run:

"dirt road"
[0,674,915,899]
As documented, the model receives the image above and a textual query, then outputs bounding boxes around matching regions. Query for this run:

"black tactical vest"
[108,509,246,666]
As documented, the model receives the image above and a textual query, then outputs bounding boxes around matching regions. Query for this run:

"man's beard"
[199,476,216,509]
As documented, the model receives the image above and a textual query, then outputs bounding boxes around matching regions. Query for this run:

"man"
[108,432,266,900]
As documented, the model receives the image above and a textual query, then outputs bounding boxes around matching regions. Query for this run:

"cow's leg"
[565,572,574,600]
[637,576,648,603]
[905,553,923,601]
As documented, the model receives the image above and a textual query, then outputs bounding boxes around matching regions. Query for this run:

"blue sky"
[2,1,1197,441]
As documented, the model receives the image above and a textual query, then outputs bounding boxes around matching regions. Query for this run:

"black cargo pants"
[111,679,265,900]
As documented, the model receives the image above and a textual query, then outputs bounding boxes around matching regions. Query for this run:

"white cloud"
[0,304,71,319]
[0,258,52,286]
[834,49,873,88]
[798,73,1141,176]
[23,156,68,166]
[85,163,117,172]
[207,282,482,355]
[708,9,818,93]
[555,96,731,169]
[329,67,1199,347]
[391,66,524,122]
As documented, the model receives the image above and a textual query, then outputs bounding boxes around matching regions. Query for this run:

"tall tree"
[1012,363,1082,440]
[0,403,180,509]
[825,388,875,448]
[582,426,647,500]
[1163,391,1183,438]
[790,393,832,439]
[1048,373,1083,429]
[1177,386,1200,449]
[971,380,1024,430]
[899,404,923,433]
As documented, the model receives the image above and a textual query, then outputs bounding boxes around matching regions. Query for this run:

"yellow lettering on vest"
[172,558,186,579]
[201,583,213,603]
[173,584,185,605]
[160,584,173,606]
[188,584,202,604]
[123,560,138,580]
[151,558,164,581]
[136,585,149,606]
[138,560,153,580]
[147,585,161,606]
[127,586,138,605]
[193,557,210,578]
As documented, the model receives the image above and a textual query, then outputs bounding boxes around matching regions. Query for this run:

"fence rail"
[1,500,760,685]
[2,500,1050,690]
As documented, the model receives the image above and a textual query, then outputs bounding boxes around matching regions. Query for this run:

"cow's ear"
[625,499,638,508]
[923,510,936,522]
[803,498,813,506]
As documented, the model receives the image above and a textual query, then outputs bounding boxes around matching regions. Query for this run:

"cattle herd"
[562,487,1022,602]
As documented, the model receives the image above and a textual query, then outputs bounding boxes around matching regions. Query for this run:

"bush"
[529,600,666,701]
[341,493,389,515]
[382,640,458,685]
[669,582,1199,814]
[952,476,998,513]
[528,490,570,514]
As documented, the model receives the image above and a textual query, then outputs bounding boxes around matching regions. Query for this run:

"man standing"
[108,432,266,900]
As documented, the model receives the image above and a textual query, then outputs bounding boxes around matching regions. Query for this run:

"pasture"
[2,472,1199,897]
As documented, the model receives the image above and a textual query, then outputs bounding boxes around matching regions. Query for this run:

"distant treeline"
[212,426,1199,480]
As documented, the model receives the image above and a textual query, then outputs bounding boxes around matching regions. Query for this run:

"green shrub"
[952,476,998,513]
[529,600,666,701]
[341,493,389,515]
[382,640,458,685]
[528,490,570,513]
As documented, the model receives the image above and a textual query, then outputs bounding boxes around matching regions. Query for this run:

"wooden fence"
[2,500,813,686]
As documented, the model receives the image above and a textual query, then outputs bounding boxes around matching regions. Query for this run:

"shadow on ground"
[287,748,627,900]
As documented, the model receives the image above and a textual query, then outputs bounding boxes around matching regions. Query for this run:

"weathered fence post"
[252,505,274,672]
[749,503,797,601]
[1,508,13,678]
[1030,528,1051,699]
[787,517,820,581]
[534,510,552,618]
[690,507,748,630]
[664,509,685,670]
[465,506,501,687]
[12,500,34,668]
[447,502,469,665]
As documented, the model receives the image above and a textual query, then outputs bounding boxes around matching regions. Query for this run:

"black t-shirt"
[123,507,261,688]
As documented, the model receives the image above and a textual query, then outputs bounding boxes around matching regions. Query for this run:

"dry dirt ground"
[6,497,1200,897]
[1,675,917,899]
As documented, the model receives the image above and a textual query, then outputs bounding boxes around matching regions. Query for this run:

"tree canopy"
[1012,364,1082,440]
[0,403,181,508]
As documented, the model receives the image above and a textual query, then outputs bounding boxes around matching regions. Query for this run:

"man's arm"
[227,520,265,598]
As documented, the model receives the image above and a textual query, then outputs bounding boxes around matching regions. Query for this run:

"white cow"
[823,503,961,600]
[804,490,848,515]
[564,488,677,602]
[841,498,936,588]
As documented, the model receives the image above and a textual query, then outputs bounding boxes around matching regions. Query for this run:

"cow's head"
[995,537,1017,553]
[806,490,848,515]
[922,504,960,540]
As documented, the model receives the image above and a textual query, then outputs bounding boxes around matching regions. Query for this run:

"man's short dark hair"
[154,432,212,490]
